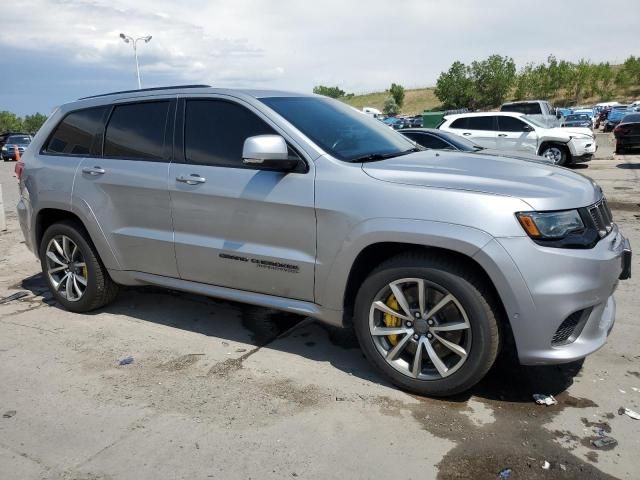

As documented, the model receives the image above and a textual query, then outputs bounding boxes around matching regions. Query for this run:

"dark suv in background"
[1,133,32,161]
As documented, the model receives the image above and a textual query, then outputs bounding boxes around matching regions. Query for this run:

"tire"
[615,143,625,155]
[39,220,119,312]
[540,144,569,166]
[353,253,500,397]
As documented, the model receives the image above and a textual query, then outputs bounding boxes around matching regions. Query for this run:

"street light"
[119,33,152,89]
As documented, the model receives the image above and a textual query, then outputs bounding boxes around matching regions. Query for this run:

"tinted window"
[6,135,31,144]
[46,107,106,155]
[259,97,415,162]
[184,99,278,167]
[622,114,640,123]
[466,116,495,130]
[104,102,170,160]
[403,132,451,149]
[449,118,468,129]
[497,116,528,132]
[501,103,542,115]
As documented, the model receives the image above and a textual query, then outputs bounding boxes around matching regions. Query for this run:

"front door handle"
[498,134,507,137]
[176,174,206,185]
[82,166,105,175]
[462,132,471,136]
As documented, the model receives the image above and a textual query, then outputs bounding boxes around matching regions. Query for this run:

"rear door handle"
[498,134,507,137]
[176,174,206,185]
[462,132,471,136]
[82,166,105,175]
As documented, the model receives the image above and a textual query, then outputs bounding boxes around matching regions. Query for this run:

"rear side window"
[501,103,542,115]
[104,101,170,160]
[449,118,468,129]
[184,99,276,167]
[466,116,495,131]
[45,107,107,155]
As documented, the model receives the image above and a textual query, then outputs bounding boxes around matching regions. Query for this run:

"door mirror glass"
[522,124,534,132]
[242,135,300,172]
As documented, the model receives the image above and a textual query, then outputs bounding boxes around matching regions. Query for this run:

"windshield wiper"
[349,147,422,163]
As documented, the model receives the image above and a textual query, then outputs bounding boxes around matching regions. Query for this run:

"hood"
[476,148,552,164]
[547,126,593,138]
[361,150,600,211]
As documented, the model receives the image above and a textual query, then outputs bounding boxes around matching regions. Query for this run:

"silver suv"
[16,86,632,396]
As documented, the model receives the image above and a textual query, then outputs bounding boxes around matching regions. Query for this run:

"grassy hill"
[342,87,440,115]
[341,85,639,116]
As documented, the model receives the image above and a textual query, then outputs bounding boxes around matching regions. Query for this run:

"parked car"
[438,112,596,166]
[603,108,629,132]
[500,100,560,126]
[613,113,640,153]
[562,113,592,129]
[16,86,631,397]
[403,115,423,128]
[382,117,406,129]
[1,134,32,161]
[399,128,553,163]
[0,131,31,150]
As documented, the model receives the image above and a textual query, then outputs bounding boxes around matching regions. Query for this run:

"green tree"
[382,96,399,115]
[622,55,640,86]
[434,61,474,109]
[0,111,23,132]
[22,113,47,134]
[312,85,346,98]
[389,83,405,108]
[469,54,516,109]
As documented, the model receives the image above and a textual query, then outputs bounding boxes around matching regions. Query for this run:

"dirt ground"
[0,134,639,479]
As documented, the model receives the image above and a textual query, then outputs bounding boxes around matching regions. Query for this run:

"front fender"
[315,218,494,311]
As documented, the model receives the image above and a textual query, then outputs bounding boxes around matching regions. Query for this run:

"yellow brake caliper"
[383,294,402,346]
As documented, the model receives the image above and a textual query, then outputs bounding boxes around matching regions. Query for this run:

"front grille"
[588,198,614,238]
[552,308,591,346]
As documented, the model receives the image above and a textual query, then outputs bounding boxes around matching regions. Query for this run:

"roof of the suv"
[501,100,545,105]
[443,111,525,120]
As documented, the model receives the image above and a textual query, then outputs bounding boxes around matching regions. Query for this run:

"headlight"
[516,210,584,239]
[1,146,6,151]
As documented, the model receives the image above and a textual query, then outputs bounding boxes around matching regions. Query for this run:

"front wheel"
[615,143,625,155]
[541,145,568,166]
[353,254,500,397]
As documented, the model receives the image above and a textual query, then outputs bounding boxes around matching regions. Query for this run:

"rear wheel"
[353,253,500,397]
[39,221,118,312]
[615,142,625,155]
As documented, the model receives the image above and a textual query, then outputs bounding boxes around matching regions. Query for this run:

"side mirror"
[242,135,300,172]
[523,124,534,132]
[556,112,562,119]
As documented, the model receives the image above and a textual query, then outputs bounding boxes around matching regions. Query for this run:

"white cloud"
[1,0,640,95]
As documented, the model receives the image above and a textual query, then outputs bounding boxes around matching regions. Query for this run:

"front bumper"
[569,137,597,161]
[484,225,630,365]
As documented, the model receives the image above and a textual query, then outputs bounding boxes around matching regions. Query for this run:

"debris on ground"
[2,410,16,418]
[591,436,618,449]
[533,394,558,406]
[618,407,640,420]
[0,291,28,305]
[559,464,567,471]
[118,356,134,366]
[498,467,512,479]
[542,460,550,470]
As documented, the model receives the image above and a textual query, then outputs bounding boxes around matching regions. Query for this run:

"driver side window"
[498,116,529,132]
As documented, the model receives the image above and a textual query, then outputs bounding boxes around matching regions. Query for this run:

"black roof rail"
[78,84,211,100]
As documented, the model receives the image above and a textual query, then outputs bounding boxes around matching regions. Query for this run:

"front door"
[496,116,538,154]
[168,97,316,301]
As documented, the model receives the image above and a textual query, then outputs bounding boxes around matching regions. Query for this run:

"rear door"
[496,116,538,154]
[72,98,178,277]
[168,96,316,301]
[450,116,497,148]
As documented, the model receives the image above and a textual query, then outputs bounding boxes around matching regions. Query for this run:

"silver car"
[16,86,632,396]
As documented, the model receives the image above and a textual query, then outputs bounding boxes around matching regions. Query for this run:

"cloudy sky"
[1,0,638,116]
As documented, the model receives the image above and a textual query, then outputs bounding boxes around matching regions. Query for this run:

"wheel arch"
[538,141,572,162]
[34,206,120,270]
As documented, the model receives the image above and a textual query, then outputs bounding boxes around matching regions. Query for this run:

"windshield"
[6,135,31,145]
[259,96,415,161]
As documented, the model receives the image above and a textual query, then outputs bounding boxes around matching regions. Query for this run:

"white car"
[439,112,596,166]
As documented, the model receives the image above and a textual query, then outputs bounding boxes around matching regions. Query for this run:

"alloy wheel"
[368,278,471,380]
[45,235,88,301]
[542,146,563,164]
